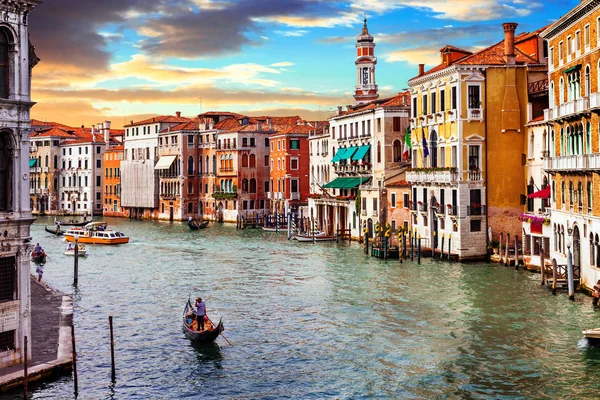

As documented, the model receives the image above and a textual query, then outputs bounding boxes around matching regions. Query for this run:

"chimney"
[103,120,111,145]
[267,118,272,130]
[346,105,352,112]
[503,22,518,65]
[130,120,133,125]
[91,125,95,135]
[258,121,262,132]
[418,64,425,76]
[176,111,181,118]
[337,106,343,115]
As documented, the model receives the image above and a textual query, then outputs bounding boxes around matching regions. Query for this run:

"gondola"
[54,217,91,227]
[45,225,64,236]
[31,249,47,263]
[182,299,223,343]
[188,220,209,230]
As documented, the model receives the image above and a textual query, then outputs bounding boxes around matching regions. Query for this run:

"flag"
[421,129,429,158]
[403,127,411,160]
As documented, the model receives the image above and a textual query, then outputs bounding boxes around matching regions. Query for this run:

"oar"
[206,316,232,346]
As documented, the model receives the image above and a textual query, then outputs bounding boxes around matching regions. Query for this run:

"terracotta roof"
[199,111,245,118]
[124,114,191,127]
[333,92,410,118]
[275,124,313,136]
[31,119,73,130]
[214,118,240,130]
[386,179,410,188]
[160,119,201,133]
[106,145,124,152]
[30,126,77,138]
[250,116,303,125]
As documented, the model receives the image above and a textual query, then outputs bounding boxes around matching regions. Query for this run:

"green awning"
[29,159,37,167]
[331,148,347,163]
[352,145,371,161]
[342,147,358,160]
[563,64,581,74]
[322,177,370,189]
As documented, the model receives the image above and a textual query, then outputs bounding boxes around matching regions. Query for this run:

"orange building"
[103,145,126,217]
[269,124,312,215]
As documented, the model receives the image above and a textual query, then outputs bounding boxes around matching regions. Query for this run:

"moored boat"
[262,226,283,232]
[45,225,64,236]
[583,328,600,345]
[64,222,129,245]
[54,217,91,227]
[64,244,87,257]
[188,219,209,230]
[294,232,335,242]
[182,299,223,343]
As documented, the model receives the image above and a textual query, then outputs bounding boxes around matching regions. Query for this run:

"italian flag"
[403,127,411,160]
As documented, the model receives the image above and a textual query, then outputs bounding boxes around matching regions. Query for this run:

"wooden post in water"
[71,324,78,395]
[417,234,421,264]
[432,231,436,259]
[540,240,546,285]
[109,316,116,382]
[410,230,414,261]
[552,258,557,295]
[447,234,452,261]
[23,335,28,397]
[440,233,445,261]
[312,217,316,244]
[514,234,519,270]
[499,232,503,263]
[336,222,340,243]
[504,233,510,266]
[567,248,575,301]
[74,236,79,286]
[348,223,352,244]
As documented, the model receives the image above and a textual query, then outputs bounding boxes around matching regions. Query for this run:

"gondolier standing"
[195,297,206,331]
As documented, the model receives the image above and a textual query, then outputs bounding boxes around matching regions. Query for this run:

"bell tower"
[354,18,378,104]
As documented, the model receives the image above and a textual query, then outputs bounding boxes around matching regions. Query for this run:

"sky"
[29,0,581,128]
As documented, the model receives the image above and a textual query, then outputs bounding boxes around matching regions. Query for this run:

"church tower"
[354,18,378,104]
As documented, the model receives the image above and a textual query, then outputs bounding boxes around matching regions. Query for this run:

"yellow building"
[541,1,600,292]
[406,23,548,260]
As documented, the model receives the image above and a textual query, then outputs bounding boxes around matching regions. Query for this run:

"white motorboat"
[64,244,87,257]
[293,232,335,242]
[583,327,600,344]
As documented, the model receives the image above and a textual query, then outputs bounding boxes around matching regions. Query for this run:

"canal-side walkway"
[0,276,73,393]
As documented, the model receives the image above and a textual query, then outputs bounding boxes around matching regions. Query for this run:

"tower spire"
[354,17,378,104]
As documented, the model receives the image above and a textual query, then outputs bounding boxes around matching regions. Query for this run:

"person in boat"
[83,212,87,221]
[36,264,44,282]
[195,297,206,331]
[67,243,73,251]
[34,243,42,255]
[56,220,61,233]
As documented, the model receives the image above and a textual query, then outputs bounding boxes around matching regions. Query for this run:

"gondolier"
[195,297,206,331]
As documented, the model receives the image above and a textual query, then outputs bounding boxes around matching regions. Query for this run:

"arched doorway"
[217,202,224,223]
[573,225,580,270]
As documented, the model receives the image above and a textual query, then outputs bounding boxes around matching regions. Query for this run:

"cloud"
[257,12,359,28]
[383,46,443,67]
[270,62,295,67]
[274,30,309,37]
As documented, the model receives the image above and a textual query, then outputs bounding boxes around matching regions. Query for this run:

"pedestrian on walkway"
[36,263,44,282]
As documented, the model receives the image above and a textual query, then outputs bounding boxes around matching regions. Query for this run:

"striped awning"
[352,145,370,161]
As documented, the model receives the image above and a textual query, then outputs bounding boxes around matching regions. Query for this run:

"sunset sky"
[30,0,580,128]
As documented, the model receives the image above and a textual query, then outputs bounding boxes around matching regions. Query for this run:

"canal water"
[5,217,600,399]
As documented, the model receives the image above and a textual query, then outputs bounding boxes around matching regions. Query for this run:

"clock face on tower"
[362,68,369,85]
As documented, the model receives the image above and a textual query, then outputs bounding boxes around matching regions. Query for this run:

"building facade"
[0,0,41,368]
[103,144,125,217]
[541,0,600,291]
[407,23,548,260]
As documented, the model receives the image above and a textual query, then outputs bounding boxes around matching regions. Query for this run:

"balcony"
[468,169,482,181]
[435,112,445,124]
[30,167,41,173]
[30,146,37,152]
[406,169,457,185]
[290,192,300,200]
[467,205,486,216]
[447,205,458,216]
[590,92,600,109]
[543,154,600,172]
[275,192,284,200]
[418,202,428,212]
[467,108,483,121]
[544,96,590,121]
[266,191,272,199]
[446,109,457,122]
[361,209,367,216]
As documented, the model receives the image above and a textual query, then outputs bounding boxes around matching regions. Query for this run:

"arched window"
[549,82,554,108]
[578,181,583,208]
[242,179,248,192]
[0,30,10,99]
[551,130,555,157]
[588,181,593,212]
[212,155,216,173]
[561,181,565,204]
[249,154,256,168]
[552,180,556,202]
[559,77,564,104]
[198,158,202,175]
[392,140,401,162]
[241,154,249,168]
[585,65,591,96]
[187,156,194,175]
[206,155,209,174]
[249,178,256,193]
[377,141,381,163]
[569,181,574,207]
[44,154,49,167]
[220,179,224,192]
[586,122,591,154]
[54,155,58,169]
[430,131,438,168]
[0,132,12,210]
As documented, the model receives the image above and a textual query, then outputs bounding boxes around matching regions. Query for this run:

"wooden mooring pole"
[540,241,546,285]
[499,232,504,263]
[74,237,79,286]
[417,234,421,264]
[552,259,557,295]
[504,233,510,266]
[447,234,452,261]
[109,316,116,382]
[514,234,519,270]
[567,248,575,301]
[440,233,445,261]
[410,230,414,261]
[23,335,28,397]
[71,324,78,396]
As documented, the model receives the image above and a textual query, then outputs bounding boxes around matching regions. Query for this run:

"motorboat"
[262,226,283,232]
[64,222,129,245]
[583,328,600,345]
[293,231,335,242]
[64,244,87,257]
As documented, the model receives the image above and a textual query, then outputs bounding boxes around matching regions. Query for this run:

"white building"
[0,0,41,369]
[121,113,190,218]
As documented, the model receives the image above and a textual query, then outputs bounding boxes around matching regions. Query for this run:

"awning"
[29,159,37,167]
[342,147,358,160]
[352,145,371,161]
[527,186,550,199]
[563,64,581,74]
[331,148,346,163]
[322,177,370,189]
[154,155,177,170]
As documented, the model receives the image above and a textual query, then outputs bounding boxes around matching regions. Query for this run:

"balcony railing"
[435,112,445,124]
[406,170,457,184]
[468,169,482,181]
[544,96,590,121]
[290,192,300,200]
[448,205,458,216]
[371,209,378,217]
[418,202,428,212]
[542,154,600,171]
[467,205,486,216]
[446,109,457,122]
[467,108,483,121]
[361,209,367,216]
[266,192,272,199]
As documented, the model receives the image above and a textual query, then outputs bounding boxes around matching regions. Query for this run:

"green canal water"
[6,217,600,399]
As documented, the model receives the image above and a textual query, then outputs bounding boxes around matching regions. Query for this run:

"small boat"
[182,299,224,343]
[64,244,87,257]
[45,225,64,236]
[583,328,600,345]
[64,222,129,245]
[54,217,91,227]
[262,226,283,232]
[188,219,209,230]
[31,249,47,263]
[294,232,335,242]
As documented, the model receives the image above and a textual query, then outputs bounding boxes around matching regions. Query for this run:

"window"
[377,118,382,133]
[391,192,396,208]
[468,85,480,108]
[0,256,16,302]
[440,89,445,111]
[412,97,417,117]
[451,146,457,168]
[470,219,482,232]
[187,156,194,175]
[265,138,269,147]
[393,117,401,132]
[0,133,12,210]
[377,141,381,163]
[290,139,299,150]
[558,41,564,62]
[585,24,590,48]
[549,47,554,69]
[187,135,194,146]
[249,154,256,168]
[451,87,457,109]
[290,158,299,170]
[0,30,10,99]
[264,155,269,167]
[96,146,101,154]
[241,154,248,168]
[372,198,377,211]
[291,179,298,193]
[96,176,101,186]
[431,92,437,114]
[567,36,573,55]
[403,193,409,208]
[468,146,479,170]
[96,159,101,168]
